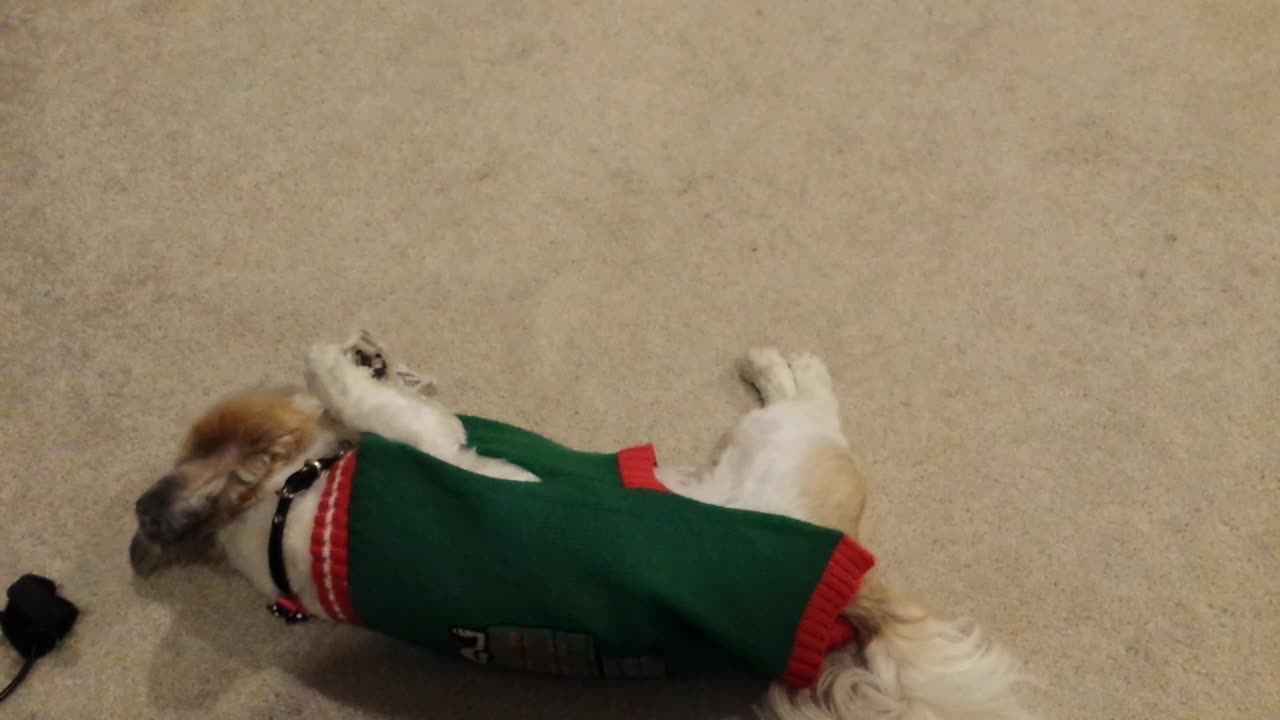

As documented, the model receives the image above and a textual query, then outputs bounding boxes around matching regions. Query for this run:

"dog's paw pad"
[341,330,391,380]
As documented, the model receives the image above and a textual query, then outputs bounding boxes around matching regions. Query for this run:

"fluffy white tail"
[762,583,1033,720]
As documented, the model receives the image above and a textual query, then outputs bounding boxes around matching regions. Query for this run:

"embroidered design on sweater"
[451,626,665,679]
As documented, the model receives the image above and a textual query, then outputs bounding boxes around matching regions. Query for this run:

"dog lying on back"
[130,333,1032,719]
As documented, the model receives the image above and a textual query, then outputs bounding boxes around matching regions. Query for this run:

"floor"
[2,1,1277,718]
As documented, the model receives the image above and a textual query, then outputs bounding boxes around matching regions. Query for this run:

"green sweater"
[306,416,875,689]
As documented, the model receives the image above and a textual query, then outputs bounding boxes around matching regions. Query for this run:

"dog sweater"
[305,416,875,689]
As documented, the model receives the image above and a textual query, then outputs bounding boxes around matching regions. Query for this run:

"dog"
[130,333,1032,719]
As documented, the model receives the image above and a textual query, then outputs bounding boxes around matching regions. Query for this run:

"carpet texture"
[2,1,1277,718]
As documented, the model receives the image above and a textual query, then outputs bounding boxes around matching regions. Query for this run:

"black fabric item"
[2,575,77,661]
[1,574,79,704]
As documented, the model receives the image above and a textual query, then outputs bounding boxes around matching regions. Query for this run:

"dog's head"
[129,389,324,576]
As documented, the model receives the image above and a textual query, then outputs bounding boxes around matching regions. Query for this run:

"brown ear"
[239,430,306,480]
[183,390,318,462]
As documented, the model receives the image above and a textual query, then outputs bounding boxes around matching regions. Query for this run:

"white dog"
[130,334,1031,720]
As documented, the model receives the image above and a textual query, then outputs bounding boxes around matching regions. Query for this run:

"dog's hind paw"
[788,352,832,396]
[737,348,797,405]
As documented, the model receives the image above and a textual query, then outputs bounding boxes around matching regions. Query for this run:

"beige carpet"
[2,1,1277,718]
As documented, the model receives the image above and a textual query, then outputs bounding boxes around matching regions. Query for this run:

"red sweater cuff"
[781,536,877,689]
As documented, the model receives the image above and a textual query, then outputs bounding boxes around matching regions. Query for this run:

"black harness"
[266,452,346,623]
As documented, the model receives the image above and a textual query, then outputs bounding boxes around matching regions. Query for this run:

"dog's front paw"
[343,330,389,378]
[305,342,375,410]
[341,330,439,396]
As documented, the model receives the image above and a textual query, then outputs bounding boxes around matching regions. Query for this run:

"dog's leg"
[305,343,538,482]
[306,342,464,455]
[670,350,850,519]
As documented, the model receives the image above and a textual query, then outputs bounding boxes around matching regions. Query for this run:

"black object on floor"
[0,574,79,704]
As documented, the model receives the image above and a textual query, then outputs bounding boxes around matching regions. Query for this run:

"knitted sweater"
[305,416,875,689]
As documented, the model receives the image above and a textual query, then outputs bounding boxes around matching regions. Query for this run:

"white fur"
[762,610,1032,720]
[220,342,1032,720]
[217,430,338,612]
[304,343,538,482]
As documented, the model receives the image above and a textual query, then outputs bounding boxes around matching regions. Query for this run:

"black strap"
[0,656,33,704]
[267,453,344,623]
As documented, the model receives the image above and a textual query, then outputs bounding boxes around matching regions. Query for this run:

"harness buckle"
[268,597,310,624]
[276,460,325,499]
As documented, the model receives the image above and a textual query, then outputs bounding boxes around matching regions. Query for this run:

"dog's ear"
[184,390,318,464]
[224,428,311,513]
[239,430,306,480]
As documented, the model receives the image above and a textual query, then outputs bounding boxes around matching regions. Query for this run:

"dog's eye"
[233,456,271,482]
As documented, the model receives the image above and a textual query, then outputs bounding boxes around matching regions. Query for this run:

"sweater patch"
[451,626,665,679]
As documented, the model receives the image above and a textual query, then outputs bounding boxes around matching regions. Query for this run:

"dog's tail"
[762,579,1033,720]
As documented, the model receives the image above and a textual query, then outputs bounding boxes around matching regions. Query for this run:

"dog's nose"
[136,488,165,520]
[135,484,174,539]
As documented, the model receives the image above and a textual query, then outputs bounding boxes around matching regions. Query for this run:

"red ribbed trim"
[780,536,876,689]
[309,451,360,624]
[617,444,669,492]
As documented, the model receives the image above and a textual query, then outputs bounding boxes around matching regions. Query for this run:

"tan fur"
[794,443,899,642]
[794,444,899,640]
[182,388,318,464]
[181,389,324,520]
[799,444,870,540]
[844,578,920,639]
[793,443,939,648]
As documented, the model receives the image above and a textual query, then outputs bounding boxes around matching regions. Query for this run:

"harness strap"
[267,453,345,623]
